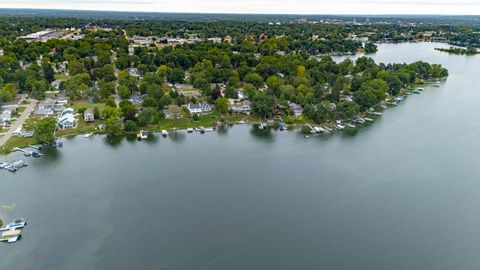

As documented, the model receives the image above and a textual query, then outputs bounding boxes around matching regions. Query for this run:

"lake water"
[2,42,480,269]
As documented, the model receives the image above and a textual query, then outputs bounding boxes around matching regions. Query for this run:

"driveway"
[0,99,37,148]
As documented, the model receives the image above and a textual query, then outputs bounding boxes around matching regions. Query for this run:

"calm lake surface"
[2,42,480,270]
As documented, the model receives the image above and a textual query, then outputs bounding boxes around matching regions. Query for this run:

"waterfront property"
[229,100,252,114]
[288,102,304,117]
[188,103,213,114]
[57,108,77,130]
[84,109,95,123]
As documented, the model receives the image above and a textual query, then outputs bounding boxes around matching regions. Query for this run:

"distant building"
[188,103,212,114]
[21,29,66,42]
[84,109,95,122]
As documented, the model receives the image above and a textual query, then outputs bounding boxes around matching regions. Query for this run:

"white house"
[84,109,95,122]
[57,108,77,129]
[1,109,12,123]
[188,103,212,114]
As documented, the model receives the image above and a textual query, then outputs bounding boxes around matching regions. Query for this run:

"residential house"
[34,99,56,117]
[163,105,181,119]
[127,68,141,78]
[1,109,12,125]
[289,102,303,117]
[229,100,251,114]
[84,109,95,122]
[34,98,66,117]
[57,108,77,129]
[188,103,212,114]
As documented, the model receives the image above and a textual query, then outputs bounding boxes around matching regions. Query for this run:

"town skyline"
[2,0,480,15]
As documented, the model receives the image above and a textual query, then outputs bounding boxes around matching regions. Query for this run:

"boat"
[416,87,424,91]
[258,123,267,130]
[278,123,287,131]
[5,219,27,230]
[380,104,388,109]
[198,126,205,134]
[347,123,356,128]
[31,152,41,158]
[137,130,148,140]
[204,127,215,132]
[84,132,93,138]
[371,112,382,116]
[411,90,421,94]
[4,164,16,173]
[336,124,345,130]
[12,160,28,168]
[364,117,374,122]
[161,130,168,137]
[355,118,366,124]
[395,96,406,102]
[187,128,194,133]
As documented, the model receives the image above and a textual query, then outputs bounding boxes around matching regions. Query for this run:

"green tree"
[364,43,378,54]
[266,75,284,97]
[34,118,56,144]
[124,120,138,133]
[244,72,264,88]
[100,106,121,120]
[42,62,55,83]
[138,107,159,126]
[215,97,229,114]
[252,93,275,118]
[105,117,122,135]
[118,85,131,99]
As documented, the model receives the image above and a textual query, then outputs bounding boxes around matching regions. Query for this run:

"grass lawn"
[0,136,37,155]
[69,100,106,111]
[54,74,70,81]
[156,114,220,130]
[56,119,101,137]
[16,107,26,114]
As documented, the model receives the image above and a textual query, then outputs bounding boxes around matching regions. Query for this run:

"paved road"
[0,99,37,148]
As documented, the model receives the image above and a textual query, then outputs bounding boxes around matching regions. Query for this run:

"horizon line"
[1,7,479,16]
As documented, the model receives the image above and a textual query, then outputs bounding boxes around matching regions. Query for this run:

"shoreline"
[0,79,444,156]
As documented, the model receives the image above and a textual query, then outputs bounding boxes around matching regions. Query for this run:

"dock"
[0,160,28,172]
[306,124,315,133]
[0,219,27,243]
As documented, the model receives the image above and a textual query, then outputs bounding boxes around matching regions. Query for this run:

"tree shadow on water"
[104,135,123,148]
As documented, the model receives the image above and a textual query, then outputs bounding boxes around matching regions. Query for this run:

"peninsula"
[0,13,456,154]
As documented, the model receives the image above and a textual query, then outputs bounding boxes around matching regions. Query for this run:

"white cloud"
[1,0,480,14]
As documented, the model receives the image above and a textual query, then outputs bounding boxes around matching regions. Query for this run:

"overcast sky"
[2,0,480,15]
